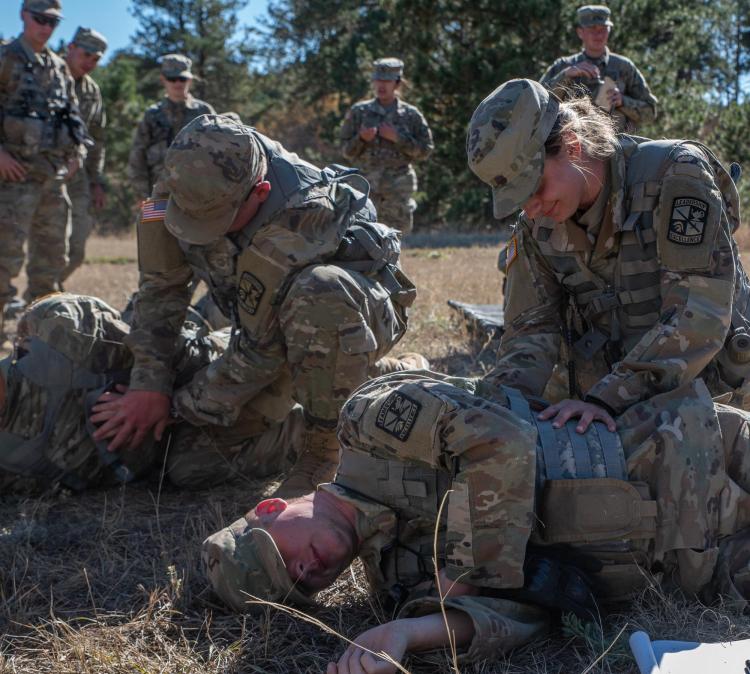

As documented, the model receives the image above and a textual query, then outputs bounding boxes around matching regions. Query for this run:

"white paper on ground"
[629,630,750,674]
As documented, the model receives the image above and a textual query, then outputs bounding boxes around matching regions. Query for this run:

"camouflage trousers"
[0,175,70,306]
[364,165,418,235]
[0,293,306,493]
[279,264,406,428]
[61,171,94,283]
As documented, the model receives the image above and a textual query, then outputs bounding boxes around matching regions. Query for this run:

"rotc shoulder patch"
[667,197,708,245]
[375,391,422,442]
[238,272,265,316]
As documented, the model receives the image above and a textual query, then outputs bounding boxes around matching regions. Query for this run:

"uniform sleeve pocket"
[338,319,378,355]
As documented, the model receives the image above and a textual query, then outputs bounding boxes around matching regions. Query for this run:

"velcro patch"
[141,198,168,223]
[505,235,519,271]
[667,197,708,246]
[375,391,422,442]
[237,272,265,316]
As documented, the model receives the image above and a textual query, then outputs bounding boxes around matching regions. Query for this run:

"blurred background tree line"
[91,0,750,230]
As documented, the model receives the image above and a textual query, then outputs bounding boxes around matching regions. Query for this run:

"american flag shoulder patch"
[505,235,519,270]
[141,198,168,223]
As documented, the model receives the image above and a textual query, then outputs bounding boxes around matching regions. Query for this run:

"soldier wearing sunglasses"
[127,54,215,206]
[0,0,89,336]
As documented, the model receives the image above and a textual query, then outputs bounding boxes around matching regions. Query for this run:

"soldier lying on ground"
[99,114,424,498]
[203,370,750,672]
[0,293,304,493]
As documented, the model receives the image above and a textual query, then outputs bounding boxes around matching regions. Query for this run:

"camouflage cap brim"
[201,516,316,613]
[164,194,238,245]
[467,79,560,220]
[491,149,545,219]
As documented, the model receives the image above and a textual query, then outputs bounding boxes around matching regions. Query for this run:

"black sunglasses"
[165,76,189,83]
[30,13,60,28]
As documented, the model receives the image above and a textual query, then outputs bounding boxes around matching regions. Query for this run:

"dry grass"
[2,233,749,674]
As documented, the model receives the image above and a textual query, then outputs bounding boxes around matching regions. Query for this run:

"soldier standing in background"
[340,58,433,236]
[127,54,214,204]
[540,5,657,133]
[62,27,107,284]
[0,0,88,331]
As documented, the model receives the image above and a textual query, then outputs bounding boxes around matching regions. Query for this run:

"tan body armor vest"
[532,137,750,400]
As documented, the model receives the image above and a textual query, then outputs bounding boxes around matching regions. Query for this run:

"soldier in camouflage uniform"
[98,115,421,497]
[127,54,214,203]
[339,58,433,235]
[0,0,88,322]
[61,27,107,283]
[540,5,657,133]
[202,370,750,669]
[465,79,750,436]
[0,293,305,493]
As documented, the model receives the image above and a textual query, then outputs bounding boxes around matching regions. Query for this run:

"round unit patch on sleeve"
[667,197,708,246]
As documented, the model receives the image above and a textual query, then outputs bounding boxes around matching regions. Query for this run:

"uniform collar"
[17,35,49,65]
[576,164,612,241]
[370,97,400,115]
[318,482,397,545]
[581,46,610,66]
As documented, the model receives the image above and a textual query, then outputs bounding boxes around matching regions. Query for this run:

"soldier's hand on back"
[91,388,172,451]
[377,122,399,143]
[359,126,378,142]
[537,398,616,434]
[0,149,27,182]
[564,62,600,79]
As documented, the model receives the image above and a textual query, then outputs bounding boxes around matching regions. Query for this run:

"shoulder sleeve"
[398,596,549,663]
[586,149,735,413]
[618,57,657,126]
[127,109,154,198]
[340,103,367,160]
[394,104,433,160]
[484,222,563,396]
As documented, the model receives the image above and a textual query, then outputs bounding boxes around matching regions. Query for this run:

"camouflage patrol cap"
[577,5,614,27]
[202,515,316,612]
[466,79,559,220]
[372,57,404,81]
[22,0,63,17]
[72,27,107,55]
[161,53,193,79]
[164,114,266,244]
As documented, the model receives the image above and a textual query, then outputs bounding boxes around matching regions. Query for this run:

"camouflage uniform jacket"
[540,48,657,132]
[74,73,105,186]
[0,294,225,490]
[325,371,750,662]
[128,136,400,427]
[0,35,83,178]
[488,136,750,415]
[339,97,433,170]
[127,95,215,198]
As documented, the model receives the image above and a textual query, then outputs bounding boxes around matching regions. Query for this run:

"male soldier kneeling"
[99,115,425,498]
[202,371,750,672]
[0,293,304,493]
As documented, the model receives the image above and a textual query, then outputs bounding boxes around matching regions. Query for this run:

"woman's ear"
[563,131,583,161]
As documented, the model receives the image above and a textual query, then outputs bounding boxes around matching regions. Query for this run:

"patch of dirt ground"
[2,234,749,674]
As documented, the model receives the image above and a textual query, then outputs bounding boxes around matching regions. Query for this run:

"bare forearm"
[403,611,474,653]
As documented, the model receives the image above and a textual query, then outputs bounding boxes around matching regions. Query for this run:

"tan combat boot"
[369,351,430,378]
[273,424,340,498]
